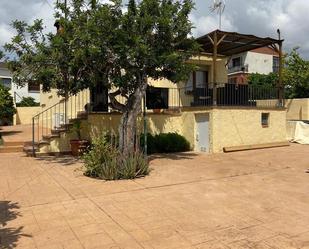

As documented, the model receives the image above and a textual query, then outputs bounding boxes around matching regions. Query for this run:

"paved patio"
[1,144,309,249]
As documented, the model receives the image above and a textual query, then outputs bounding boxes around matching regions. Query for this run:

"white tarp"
[292,121,309,144]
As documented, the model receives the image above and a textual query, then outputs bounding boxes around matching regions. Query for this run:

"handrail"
[33,98,66,119]
[13,91,23,105]
[31,90,91,156]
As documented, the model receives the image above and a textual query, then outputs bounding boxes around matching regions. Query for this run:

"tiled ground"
[1,144,309,248]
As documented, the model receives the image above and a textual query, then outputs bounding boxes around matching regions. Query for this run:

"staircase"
[24,90,90,157]
[0,125,32,154]
[0,141,24,153]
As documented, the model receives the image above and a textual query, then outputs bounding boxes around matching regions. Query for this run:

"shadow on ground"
[148,152,198,162]
[0,201,31,249]
[33,152,198,166]
[34,155,80,166]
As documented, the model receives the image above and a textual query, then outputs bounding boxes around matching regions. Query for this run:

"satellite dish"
[210,0,226,30]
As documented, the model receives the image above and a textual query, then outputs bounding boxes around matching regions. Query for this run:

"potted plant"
[70,120,89,156]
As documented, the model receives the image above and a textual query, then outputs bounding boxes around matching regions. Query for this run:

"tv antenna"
[210,0,226,30]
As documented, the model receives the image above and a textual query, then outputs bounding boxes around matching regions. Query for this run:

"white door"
[195,114,209,152]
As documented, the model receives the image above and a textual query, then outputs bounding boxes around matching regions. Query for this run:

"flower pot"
[70,139,90,156]
[153,109,162,114]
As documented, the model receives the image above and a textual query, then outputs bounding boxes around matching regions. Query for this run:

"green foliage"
[4,0,199,101]
[140,133,158,154]
[248,73,278,87]
[120,152,149,179]
[82,135,119,180]
[141,133,190,154]
[0,83,16,123]
[16,97,40,107]
[248,49,309,98]
[4,0,198,156]
[82,134,149,180]
[284,48,309,98]
[71,120,82,140]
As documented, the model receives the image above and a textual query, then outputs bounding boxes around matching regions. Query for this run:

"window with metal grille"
[28,82,40,92]
[261,113,270,127]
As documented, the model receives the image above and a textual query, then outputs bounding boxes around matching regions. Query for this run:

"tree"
[82,0,199,155]
[0,83,16,125]
[283,48,309,98]
[4,0,199,157]
[248,49,309,99]
[248,72,278,87]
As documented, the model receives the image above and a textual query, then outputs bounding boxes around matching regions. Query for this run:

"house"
[0,62,41,104]
[23,30,288,156]
[228,46,280,84]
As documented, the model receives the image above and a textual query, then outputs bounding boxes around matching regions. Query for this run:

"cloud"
[191,0,309,58]
[190,13,235,37]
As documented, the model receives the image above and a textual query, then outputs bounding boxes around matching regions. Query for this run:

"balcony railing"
[228,64,249,74]
[164,83,282,109]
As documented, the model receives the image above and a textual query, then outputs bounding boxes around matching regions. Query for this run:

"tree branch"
[108,90,126,112]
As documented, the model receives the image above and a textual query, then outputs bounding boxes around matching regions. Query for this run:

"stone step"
[42,134,60,141]
[23,145,38,157]
[3,141,25,147]
[0,145,24,153]
[51,128,67,135]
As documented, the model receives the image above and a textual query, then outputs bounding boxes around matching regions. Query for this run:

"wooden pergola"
[196,30,284,106]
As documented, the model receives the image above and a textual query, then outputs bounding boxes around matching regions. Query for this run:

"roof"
[196,30,283,56]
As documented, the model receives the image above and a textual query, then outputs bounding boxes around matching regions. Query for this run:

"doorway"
[195,114,210,152]
[90,84,108,112]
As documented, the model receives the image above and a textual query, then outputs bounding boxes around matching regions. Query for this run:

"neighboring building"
[0,62,40,104]
[228,46,279,84]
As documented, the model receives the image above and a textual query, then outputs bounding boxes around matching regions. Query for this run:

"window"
[186,70,208,90]
[28,82,40,92]
[261,113,269,127]
[195,71,207,88]
[0,77,12,89]
[146,87,169,109]
[232,57,241,67]
[273,56,279,73]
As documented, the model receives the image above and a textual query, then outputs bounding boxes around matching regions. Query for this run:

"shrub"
[82,134,149,180]
[16,97,40,107]
[156,133,190,153]
[140,133,157,154]
[140,132,190,154]
[120,152,149,179]
[0,84,16,125]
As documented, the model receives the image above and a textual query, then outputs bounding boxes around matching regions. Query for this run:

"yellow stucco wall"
[38,107,287,154]
[286,98,309,121]
[211,108,287,153]
[14,107,41,125]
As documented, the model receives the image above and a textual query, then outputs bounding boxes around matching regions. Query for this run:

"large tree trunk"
[118,81,147,156]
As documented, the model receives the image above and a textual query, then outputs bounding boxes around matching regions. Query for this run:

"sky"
[1,0,309,58]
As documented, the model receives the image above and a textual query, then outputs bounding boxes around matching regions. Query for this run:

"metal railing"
[13,92,23,105]
[163,82,282,110]
[228,64,249,74]
[31,90,91,156]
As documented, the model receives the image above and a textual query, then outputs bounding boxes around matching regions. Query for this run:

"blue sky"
[1,0,309,58]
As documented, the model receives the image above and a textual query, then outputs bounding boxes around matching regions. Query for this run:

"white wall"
[245,51,274,74]
[11,83,40,103]
[0,65,40,103]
